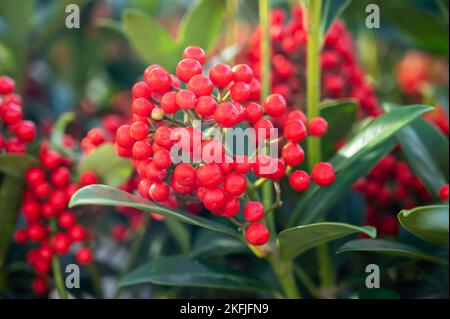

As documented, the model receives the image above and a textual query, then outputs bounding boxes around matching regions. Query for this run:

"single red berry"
[23,200,41,221]
[28,224,46,241]
[287,110,307,124]
[34,181,51,198]
[68,224,86,242]
[244,102,263,123]
[137,179,152,198]
[209,63,233,87]
[132,98,154,117]
[145,161,167,181]
[182,46,206,65]
[311,162,335,187]
[174,163,197,186]
[1,103,22,125]
[264,94,287,117]
[284,119,307,143]
[215,102,243,128]
[232,64,253,83]
[222,196,241,218]
[254,118,275,139]
[282,143,304,166]
[132,140,152,160]
[223,173,246,196]
[289,170,311,192]
[116,125,136,148]
[153,126,174,149]
[245,223,269,246]
[49,189,69,211]
[243,202,265,222]
[31,276,48,295]
[40,149,62,170]
[187,74,213,97]
[0,76,15,94]
[196,163,223,188]
[202,188,227,212]
[25,167,46,186]
[230,81,251,103]
[58,210,77,229]
[176,89,197,110]
[132,81,152,99]
[76,247,93,265]
[149,181,170,202]
[249,78,261,101]
[130,121,149,140]
[308,117,328,137]
[144,66,172,93]
[86,128,106,145]
[176,58,202,82]
[80,171,98,186]
[160,91,179,114]
[14,229,28,244]
[195,95,217,117]
[52,233,71,254]
[152,149,172,169]
[439,184,449,201]
[233,155,252,174]
[13,120,36,142]
[50,167,71,187]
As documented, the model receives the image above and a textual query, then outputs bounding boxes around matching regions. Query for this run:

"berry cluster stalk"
[50,218,68,299]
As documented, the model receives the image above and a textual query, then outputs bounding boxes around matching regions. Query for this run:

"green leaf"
[0,175,26,268]
[165,218,191,253]
[289,105,433,227]
[78,144,133,187]
[50,112,76,158]
[398,205,449,248]
[69,184,239,237]
[119,255,271,292]
[321,0,352,37]
[0,0,33,45]
[278,222,376,260]
[383,7,448,55]
[191,230,247,257]
[338,239,449,265]
[0,154,40,179]
[321,99,358,159]
[177,0,226,51]
[396,117,449,199]
[122,9,179,70]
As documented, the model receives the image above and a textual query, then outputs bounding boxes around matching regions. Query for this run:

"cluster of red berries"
[114,46,335,246]
[13,143,98,295]
[244,6,382,118]
[0,76,37,154]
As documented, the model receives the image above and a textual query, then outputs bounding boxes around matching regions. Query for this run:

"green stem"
[51,255,68,299]
[270,258,302,299]
[225,0,239,64]
[87,263,103,299]
[306,0,323,169]
[294,265,320,298]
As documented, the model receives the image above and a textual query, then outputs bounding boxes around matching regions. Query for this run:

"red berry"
[264,94,287,117]
[14,229,28,244]
[232,64,253,83]
[152,149,172,169]
[230,81,251,103]
[49,189,69,211]
[28,224,46,241]
[1,103,22,125]
[160,91,179,114]
[196,163,223,188]
[68,224,86,242]
[137,178,152,198]
[25,167,46,186]
[289,170,311,191]
[440,184,449,201]
[86,128,106,145]
[223,173,247,196]
[311,162,335,187]
[116,125,136,148]
[14,120,36,142]
[154,126,174,149]
[52,233,71,254]
[244,102,263,123]
[233,155,252,174]
[174,163,197,186]
[308,117,328,137]
[50,167,71,187]
[187,74,213,97]
[132,81,152,99]
[80,171,98,186]
[0,76,15,94]
[284,119,307,143]
[223,196,241,218]
[243,202,265,222]
[176,89,197,110]
[182,46,206,65]
[40,149,62,170]
[144,66,172,93]
[132,98,154,117]
[287,110,307,124]
[245,223,269,246]
[281,143,304,166]
[195,96,217,117]
[176,58,202,82]
[130,121,150,140]
[76,247,93,265]
[23,200,41,221]
[34,182,51,198]
[209,63,233,87]
[254,118,275,139]
[149,181,170,202]
[203,188,227,212]
[132,140,152,160]
[215,102,243,128]
[31,276,48,295]
[58,210,77,229]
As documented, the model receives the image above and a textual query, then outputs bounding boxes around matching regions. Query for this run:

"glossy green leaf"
[69,184,239,237]
[191,230,247,257]
[177,0,226,51]
[321,0,352,37]
[0,154,39,179]
[398,205,449,248]
[122,9,179,70]
[397,117,449,199]
[50,112,76,158]
[338,239,448,265]
[0,175,25,268]
[289,105,432,226]
[278,222,376,260]
[165,218,191,253]
[119,255,271,292]
[78,144,133,187]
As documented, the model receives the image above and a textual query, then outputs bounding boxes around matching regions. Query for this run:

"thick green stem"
[306,0,323,169]
[271,258,302,299]
[225,0,239,64]
[51,255,68,299]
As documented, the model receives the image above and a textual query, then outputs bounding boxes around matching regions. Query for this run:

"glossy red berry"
[176,89,197,110]
[215,102,242,128]
[196,163,223,188]
[245,223,269,246]
[144,66,172,93]
[283,119,307,143]
[289,170,311,192]
[1,103,22,125]
[254,118,275,139]
[58,210,77,229]
[264,94,287,117]
[80,171,98,186]
[14,120,36,142]
[31,276,48,295]
[132,81,152,99]
[232,64,253,83]
[230,81,251,103]
[49,190,69,211]
[50,167,71,187]
[116,125,136,148]
[311,162,335,187]
[149,181,170,202]
[68,224,86,242]
[25,167,46,186]
[0,76,15,94]
[34,182,51,198]
[244,102,263,123]
[176,58,202,82]
[154,126,174,149]
[132,140,152,160]
[187,74,214,97]
[28,224,46,241]
[282,143,304,166]
[182,46,206,65]
[76,247,93,265]
[234,155,252,174]
[52,233,71,254]
[243,202,265,222]
[222,196,241,218]
[195,96,217,117]
[160,91,179,114]
[440,184,449,201]
[14,229,28,244]
[174,163,197,186]
[152,149,172,169]
[308,117,328,137]
[287,110,307,124]
[130,121,149,140]
[132,98,154,117]
[209,63,233,87]
[202,188,227,212]
[223,173,246,196]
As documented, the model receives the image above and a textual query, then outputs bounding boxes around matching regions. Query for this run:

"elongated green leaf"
[69,184,239,237]
[398,205,449,248]
[0,175,25,268]
[278,222,376,260]
[78,144,133,187]
[119,255,271,292]
[289,105,432,226]
[177,0,226,51]
[337,239,448,265]
[192,230,247,257]
[122,9,179,70]
[321,0,352,37]
[50,112,76,158]
[165,218,190,253]
[0,154,39,179]
[397,117,449,199]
